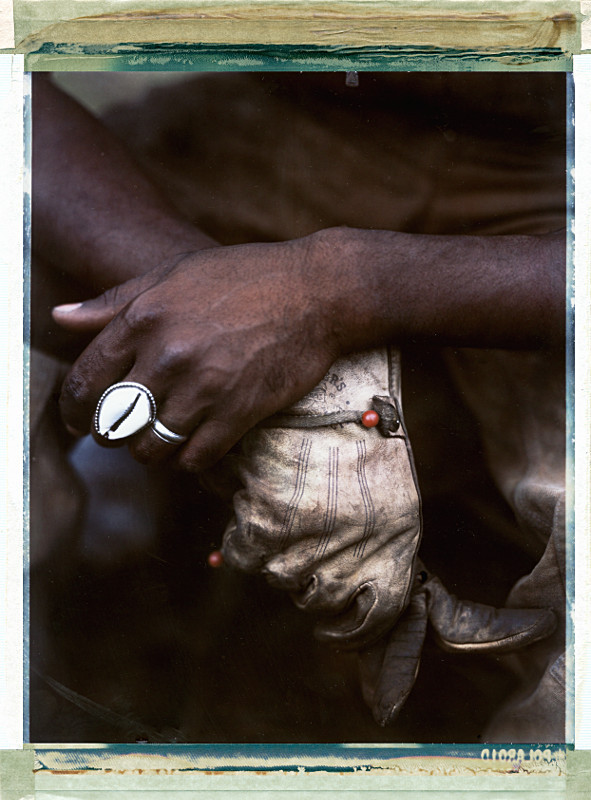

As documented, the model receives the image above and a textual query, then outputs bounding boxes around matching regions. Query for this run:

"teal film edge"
[22,43,572,72]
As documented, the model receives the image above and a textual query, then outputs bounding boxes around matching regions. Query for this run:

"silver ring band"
[94,381,188,447]
[152,418,188,444]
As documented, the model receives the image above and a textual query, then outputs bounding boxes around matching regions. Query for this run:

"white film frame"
[0,53,588,755]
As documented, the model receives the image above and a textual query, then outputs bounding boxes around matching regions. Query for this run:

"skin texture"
[55,238,341,469]
[34,77,565,472]
[53,226,564,470]
[33,74,216,292]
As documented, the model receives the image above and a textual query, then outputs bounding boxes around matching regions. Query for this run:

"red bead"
[361,410,380,428]
[208,550,224,568]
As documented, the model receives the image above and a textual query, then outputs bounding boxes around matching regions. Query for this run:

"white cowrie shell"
[94,382,156,444]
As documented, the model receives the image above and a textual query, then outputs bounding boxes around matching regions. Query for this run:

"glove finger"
[222,513,269,573]
[312,581,386,649]
[424,573,557,653]
[359,590,428,727]
[358,637,387,711]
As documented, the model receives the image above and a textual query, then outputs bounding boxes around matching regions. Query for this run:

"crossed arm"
[34,76,566,472]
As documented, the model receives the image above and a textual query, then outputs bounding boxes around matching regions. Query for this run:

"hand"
[359,562,557,726]
[221,348,423,648]
[53,235,343,471]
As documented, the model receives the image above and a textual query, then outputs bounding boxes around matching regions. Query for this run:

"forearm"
[32,75,216,293]
[313,227,565,351]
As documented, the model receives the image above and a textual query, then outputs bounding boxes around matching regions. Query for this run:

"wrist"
[300,226,404,355]
[72,218,218,292]
[116,218,218,283]
[295,226,366,358]
[305,226,565,350]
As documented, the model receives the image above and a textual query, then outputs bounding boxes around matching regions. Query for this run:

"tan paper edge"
[581,0,591,48]
[11,0,581,54]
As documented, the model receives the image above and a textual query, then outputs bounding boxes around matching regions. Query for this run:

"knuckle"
[121,295,160,334]
[177,418,241,473]
[106,279,142,308]
[156,341,193,376]
[177,442,223,473]
[263,558,307,592]
[176,449,203,473]
[195,363,239,405]
[60,372,90,407]
[94,286,119,308]
[128,440,154,465]
[199,363,228,391]
[222,522,267,572]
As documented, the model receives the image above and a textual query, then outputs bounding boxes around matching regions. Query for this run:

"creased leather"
[359,562,557,726]
[424,571,557,653]
[359,590,428,726]
[222,347,423,648]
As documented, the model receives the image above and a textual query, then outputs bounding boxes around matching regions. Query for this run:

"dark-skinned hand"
[53,235,344,472]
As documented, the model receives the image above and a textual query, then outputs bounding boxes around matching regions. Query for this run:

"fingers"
[59,315,136,435]
[313,583,385,649]
[59,320,251,470]
[222,514,269,573]
[119,386,249,470]
[52,273,157,333]
[52,250,195,333]
[63,358,248,471]
[423,572,557,653]
[120,365,205,464]
[359,590,428,727]
[312,561,414,649]
[173,417,249,473]
[357,564,558,728]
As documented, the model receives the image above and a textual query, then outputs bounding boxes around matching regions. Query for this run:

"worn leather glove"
[222,347,422,648]
[359,561,557,726]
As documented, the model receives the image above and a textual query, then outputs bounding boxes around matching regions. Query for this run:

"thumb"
[422,570,557,654]
[52,274,155,332]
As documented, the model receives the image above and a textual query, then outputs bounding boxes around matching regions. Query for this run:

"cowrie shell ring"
[93,382,188,446]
